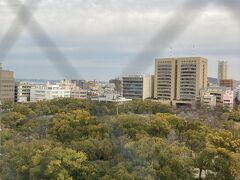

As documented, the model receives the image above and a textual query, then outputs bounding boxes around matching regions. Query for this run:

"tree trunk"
[199,168,202,179]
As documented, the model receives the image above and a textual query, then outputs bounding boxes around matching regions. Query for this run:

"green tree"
[2,112,26,128]
[31,146,93,179]
[227,109,240,122]
[49,110,92,142]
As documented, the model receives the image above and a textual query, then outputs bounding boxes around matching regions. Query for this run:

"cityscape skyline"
[1,1,240,179]
[3,58,240,81]
[1,0,240,80]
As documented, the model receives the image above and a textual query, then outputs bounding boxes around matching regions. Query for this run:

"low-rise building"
[30,80,88,102]
[30,83,71,102]
[200,87,228,106]
[71,89,88,99]
[15,82,35,103]
[223,90,234,111]
[200,86,234,111]
[92,93,132,102]
[201,93,217,108]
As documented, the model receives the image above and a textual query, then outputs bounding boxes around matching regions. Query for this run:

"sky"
[0,0,240,81]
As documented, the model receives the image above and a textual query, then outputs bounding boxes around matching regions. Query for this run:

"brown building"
[220,79,234,90]
[0,64,15,103]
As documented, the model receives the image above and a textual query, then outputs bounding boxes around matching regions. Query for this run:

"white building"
[200,86,234,111]
[30,80,88,102]
[223,90,234,111]
[201,93,217,108]
[92,93,132,103]
[30,83,71,102]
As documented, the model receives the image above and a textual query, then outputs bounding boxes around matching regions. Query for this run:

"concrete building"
[0,64,15,103]
[92,93,132,102]
[200,86,234,111]
[70,89,88,99]
[30,83,71,102]
[236,85,240,102]
[220,79,234,90]
[223,90,234,111]
[143,75,154,100]
[109,78,122,95]
[218,61,228,83]
[122,75,154,100]
[30,80,87,102]
[200,87,228,106]
[201,93,217,108]
[154,57,208,107]
[15,82,35,103]
[71,80,88,89]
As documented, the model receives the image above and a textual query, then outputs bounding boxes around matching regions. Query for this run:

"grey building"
[15,82,35,103]
[109,78,122,95]
[122,75,154,100]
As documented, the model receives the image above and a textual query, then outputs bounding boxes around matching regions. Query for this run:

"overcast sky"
[1,0,240,80]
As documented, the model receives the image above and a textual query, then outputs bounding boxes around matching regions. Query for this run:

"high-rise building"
[218,61,228,83]
[154,57,208,107]
[122,75,154,100]
[0,64,15,103]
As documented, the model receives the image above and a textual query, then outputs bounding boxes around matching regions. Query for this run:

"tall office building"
[154,57,208,107]
[0,64,15,103]
[122,75,154,100]
[218,61,228,83]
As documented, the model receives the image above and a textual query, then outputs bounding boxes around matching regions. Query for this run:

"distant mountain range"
[207,77,240,86]
[208,77,218,84]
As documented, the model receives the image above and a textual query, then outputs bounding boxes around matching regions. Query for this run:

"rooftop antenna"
[169,46,173,57]
[192,44,196,56]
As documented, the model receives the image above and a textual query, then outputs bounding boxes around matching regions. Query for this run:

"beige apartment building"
[0,64,15,103]
[154,57,208,107]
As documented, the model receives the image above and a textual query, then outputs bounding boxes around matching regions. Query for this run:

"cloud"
[1,0,240,80]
